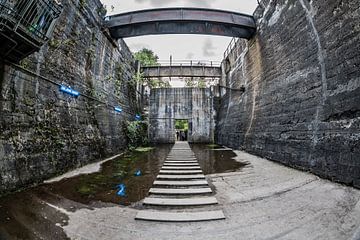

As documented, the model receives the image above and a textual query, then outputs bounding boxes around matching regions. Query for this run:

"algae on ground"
[135,147,154,152]
[207,144,220,148]
[77,185,95,195]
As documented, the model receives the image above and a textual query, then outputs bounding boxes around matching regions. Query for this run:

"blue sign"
[114,106,122,113]
[60,85,80,97]
[116,183,126,197]
[135,114,141,121]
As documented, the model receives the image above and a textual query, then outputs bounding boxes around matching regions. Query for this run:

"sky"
[101,0,259,62]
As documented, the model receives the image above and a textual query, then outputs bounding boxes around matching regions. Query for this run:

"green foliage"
[125,121,148,150]
[133,72,144,84]
[19,58,31,70]
[185,77,207,88]
[48,39,61,48]
[149,78,171,88]
[113,63,125,92]
[79,0,87,7]
[97,5,107,17]
[198,79,207,88]
[133,48,171,88]
[134,48,159,66]
[115,63,124,80]
[185,78,197,88]
[63,39,76,47]
[175,120,189,130]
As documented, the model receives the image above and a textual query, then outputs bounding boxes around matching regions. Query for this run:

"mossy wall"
[0,0,139,194]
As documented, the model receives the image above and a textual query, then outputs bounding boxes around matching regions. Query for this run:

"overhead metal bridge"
[141,60,222,79]
[105,8,256,39]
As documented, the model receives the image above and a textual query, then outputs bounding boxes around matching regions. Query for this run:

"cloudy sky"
[101,0,259,62]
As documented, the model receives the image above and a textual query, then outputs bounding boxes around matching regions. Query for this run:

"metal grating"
[0,0,62,62]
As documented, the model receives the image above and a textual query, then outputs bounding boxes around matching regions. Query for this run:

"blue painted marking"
[114,106,122,113]
[116,183,126,197]
[134,170,142,176]
[60,85,80,97]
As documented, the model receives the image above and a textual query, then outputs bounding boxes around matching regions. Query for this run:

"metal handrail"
[143,60,222,68]
[0,0,62,43]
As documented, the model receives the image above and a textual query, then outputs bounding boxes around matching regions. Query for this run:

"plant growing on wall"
[125,120,148,150]
[133,48,171,88]
[185,77,208,88]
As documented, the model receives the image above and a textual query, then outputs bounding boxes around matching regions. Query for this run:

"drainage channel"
[135,142,225,222]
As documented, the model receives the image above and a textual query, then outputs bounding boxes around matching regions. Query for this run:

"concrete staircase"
[135,142,225,222]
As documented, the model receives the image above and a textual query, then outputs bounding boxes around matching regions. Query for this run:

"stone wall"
[149,88,214,143]
[216,0,360,187]
[0,0,139,194]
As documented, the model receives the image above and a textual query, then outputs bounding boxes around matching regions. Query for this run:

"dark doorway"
[175,119,189,141]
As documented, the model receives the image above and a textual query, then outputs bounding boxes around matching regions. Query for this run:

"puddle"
[40,145,172,206]
[190,144,248,174]
[0,143,246,239]
[0,190,70,240]
[0,145,172,240]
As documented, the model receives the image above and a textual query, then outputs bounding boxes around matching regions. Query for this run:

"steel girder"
[105,8,256,39]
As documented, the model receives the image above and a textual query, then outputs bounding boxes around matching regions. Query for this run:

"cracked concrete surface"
[46,150,360,240]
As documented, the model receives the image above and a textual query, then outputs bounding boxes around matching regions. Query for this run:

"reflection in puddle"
[0,143,247,239]
[40,144,172,206]
[191,144,248,175]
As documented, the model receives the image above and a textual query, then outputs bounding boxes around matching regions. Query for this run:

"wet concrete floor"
[0,144,246,240]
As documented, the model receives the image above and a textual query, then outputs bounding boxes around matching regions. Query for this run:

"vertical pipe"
[169,55,172,79]
[0,60,4,95]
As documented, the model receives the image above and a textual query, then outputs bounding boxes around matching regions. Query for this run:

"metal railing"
[223,37,239,59]
[0,0,62,45]
[143,59,222,68]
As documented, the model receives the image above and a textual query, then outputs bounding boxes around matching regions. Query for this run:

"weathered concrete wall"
[0,0,138,194]
[149,88,214,143]
[216,0,360,187]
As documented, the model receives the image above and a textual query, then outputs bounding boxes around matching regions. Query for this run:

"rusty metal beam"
[105,8,256,39]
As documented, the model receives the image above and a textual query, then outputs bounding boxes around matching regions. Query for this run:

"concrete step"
[157,174,205,180]
[168,154,195,157]
[166,159,197,161]
[162,166,201,170]
[164,161,198,164]
[163,163,199,166]
[168,154,194,156]
[149,187,212,195]
[143,197,218,206]
[159,170,203,174]
[153,180,208,186]
[168,153,194,155]
[135,210,225,222]
[170,148,191,150]
[167,159,196,161]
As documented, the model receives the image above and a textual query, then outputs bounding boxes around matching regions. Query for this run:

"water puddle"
[191,144,248,174]
[0,143,247,239]
[40,145,172,206]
